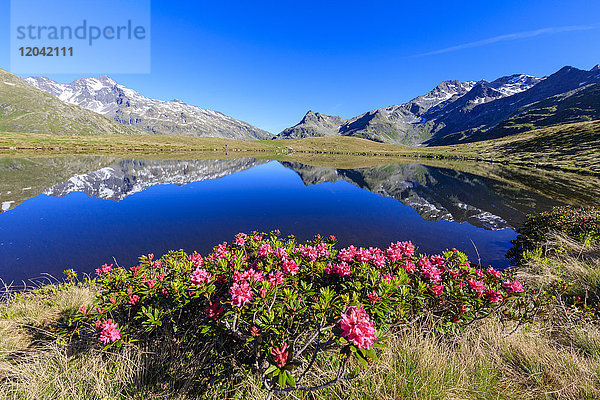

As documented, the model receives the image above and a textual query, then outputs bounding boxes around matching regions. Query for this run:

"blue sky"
[1,0,599,133]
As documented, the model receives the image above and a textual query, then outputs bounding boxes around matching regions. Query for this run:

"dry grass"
[518,234,600,299]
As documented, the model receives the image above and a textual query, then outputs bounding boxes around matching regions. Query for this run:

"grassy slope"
[1,118,599,174]
[0,68,140,136]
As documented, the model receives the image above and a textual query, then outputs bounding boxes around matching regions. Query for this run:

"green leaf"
[285,370,296,387]
[264,365,278,376]
[278,371,286,388]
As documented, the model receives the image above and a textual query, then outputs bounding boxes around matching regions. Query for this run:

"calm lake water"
[0,156,579,283]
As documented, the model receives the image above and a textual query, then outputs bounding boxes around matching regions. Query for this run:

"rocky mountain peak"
[25,75,273,140]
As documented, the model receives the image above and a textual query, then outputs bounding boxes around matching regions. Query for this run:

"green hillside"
[0,68,141,136]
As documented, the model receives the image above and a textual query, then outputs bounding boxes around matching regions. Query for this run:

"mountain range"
[279,65,600,146]
[25,75,273,140]
[1,64,598,145]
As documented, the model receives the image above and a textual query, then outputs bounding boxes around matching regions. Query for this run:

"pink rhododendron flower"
[234,232,247,246]
[449,269,461,279]
[468,279,485,297]
[421,260,442,282]
[241,268,265,283]
[430,285,444,296]
[253,234,263,241]
[371,251,387,268]
[458,304,467,314]
[475,269,485,277]
[339,306,377,350]
[367,290,380,305]
[99,319,121,344]
[430,255,446,268]
[504,280,524,293]
[189,253,204,268]
[298,245,318,261]
[277,247,288,259]
[230,281,253,307]
[487,267,501,278]
[329,235,336,242]
[128,295,140,305]
[326,261,351,277]
[109,296,117,304]
[259,243,273,257]
[355,248,372,263]
[130,266,141,275]
[381,273,396,282]
[282,259,299,275]
[148,253,154,261]
[190,268,212,287]
[486,290,503,303]
[145,279,156,289]
[271,343,289,368]
[206,301,223,318]
[338,246,358,262]
[214,242,229,260]
[268,271,285,285]
[386,241,415,261]
[153,260,162,268]
[402,260,416,273]
[79,305,87,315]
[316,242,330,258]
[95,263,113,275]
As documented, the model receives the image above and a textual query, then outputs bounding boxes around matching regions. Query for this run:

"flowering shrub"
[508,206,600,262]
[68,231,527,394]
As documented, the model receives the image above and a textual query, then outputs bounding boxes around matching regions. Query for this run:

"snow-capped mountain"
[25,76,273,140]
[278,73,542,145]
[43,158,267,201]
[279,66,600,145]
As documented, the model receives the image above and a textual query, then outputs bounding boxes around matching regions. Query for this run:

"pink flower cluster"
[127,294,140,305]
[259,243,273,257]
[282,259,299,275]
[98,319,121,344]
[419,257,443,282]
[233,268,265,283]
[298,243,329,261]
[189,253,203,268]
[234,232,247,246]
[271,343,289,368]
[190,268,212,287]
[468,279,486,297]
[95,263,113,275]
[326,261,351,277]
[338,245,358,262]
[230,281,253,307]
[268,271,285,285]
[386,241,415,261]
[504,280,524,293]
[339,306,377,349]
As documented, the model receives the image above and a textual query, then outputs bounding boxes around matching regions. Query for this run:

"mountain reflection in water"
[0,156,589,283]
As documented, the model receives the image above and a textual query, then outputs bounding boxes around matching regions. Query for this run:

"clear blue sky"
[1,0,599,133]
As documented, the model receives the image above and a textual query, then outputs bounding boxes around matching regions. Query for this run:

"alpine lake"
[1,155,599,284]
